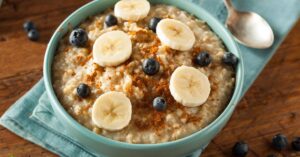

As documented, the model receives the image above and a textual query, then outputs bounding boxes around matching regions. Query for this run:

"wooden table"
[0,0,299,156]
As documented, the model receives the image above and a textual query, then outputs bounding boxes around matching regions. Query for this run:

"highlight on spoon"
[226,12,274,49]
[224,0,274,49]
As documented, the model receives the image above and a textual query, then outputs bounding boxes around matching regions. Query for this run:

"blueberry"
[232,141,248,157]
[222,52,238,67]
[153,97,167,111]
[149,17,162,33]
[23,21,36,32]
[28,29,39,41]
[272,133,288,150]
[142,58,160,75]
[105,14,118,27]
[194,52,212,67]
[69,28,88,47]
[291,137,300,151]
[77,83,90,98]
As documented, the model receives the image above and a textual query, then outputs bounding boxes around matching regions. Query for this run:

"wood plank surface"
[0,0,299,156]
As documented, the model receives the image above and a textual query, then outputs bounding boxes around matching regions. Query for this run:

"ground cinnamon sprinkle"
[110,86,115,91]
[211,83,218,93]
[134,119,150,131]
[192,47,201,55]
[63,46,72,53]
[95,82,102,89]
[132,75,146,89]
[187,115,202,123]
[133,108,166,131]
[75,55,84,64]
[85,75,93,83]
[129,29,152,43]
[130,29,161,58]
[149,46,159,55]
[96,89,102,94]
[155,55,162,63]
[82,103,92,112]
[152,111,166,130]
[85,71,97,85]
[126,85,133,95]
[136,78,145,89]
[155,80,169,94]
[164,46,173,54]
[81,54,92,66]
[92,63,104,73]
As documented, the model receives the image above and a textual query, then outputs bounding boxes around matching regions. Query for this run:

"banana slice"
[92,91,132,131]
[93,30,132,67]
[156,19,195,51]
[169,66,211,107]
[114,0,150,21]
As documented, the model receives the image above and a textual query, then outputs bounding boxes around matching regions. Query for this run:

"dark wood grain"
[0,0,299,157]
[202,20,300,157]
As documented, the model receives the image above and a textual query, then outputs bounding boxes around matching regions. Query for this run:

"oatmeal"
[52,0,236,144]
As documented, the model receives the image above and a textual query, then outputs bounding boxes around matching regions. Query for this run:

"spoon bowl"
[224,0,274,49]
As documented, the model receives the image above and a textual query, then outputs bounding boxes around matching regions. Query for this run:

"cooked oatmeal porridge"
[52,0,236,144]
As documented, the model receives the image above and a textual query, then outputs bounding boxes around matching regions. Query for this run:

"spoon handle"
[224,0,235,12]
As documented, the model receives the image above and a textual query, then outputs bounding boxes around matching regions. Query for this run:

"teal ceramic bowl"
[44,0,244,156]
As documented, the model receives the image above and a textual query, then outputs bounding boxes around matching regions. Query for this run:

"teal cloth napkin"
[1,0,299,157]
[0,80,97,157]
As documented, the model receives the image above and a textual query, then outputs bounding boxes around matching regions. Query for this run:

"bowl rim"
[44,0,244,149]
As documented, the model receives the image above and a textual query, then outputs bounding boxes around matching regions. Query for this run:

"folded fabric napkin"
[1,0,299,157]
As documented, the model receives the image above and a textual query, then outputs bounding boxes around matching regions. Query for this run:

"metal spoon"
[224,0,274,49]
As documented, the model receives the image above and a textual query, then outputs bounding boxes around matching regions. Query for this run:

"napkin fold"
[0,80,97,157]
[1,0,299,157]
